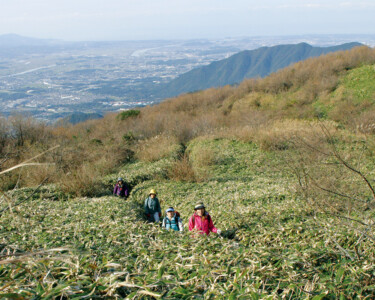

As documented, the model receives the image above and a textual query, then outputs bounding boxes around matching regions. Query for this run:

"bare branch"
[0,163,54,175]
[22,145,60,165]
[308,174,369,204]
[320,124,375,202]
[292,135,330,157]
[325,212,369,227]
[0,145,59,176]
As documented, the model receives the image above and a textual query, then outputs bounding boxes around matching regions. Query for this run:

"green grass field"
[2,137,375,299]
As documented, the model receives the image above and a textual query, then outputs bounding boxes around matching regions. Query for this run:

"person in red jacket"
[188,202,221,236]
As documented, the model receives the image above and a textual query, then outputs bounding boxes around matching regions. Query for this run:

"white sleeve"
[178,218,184,232]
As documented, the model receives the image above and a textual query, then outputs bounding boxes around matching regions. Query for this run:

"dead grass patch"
[167,154,196,182]
[135,135,180,162]
[237,119,339,151]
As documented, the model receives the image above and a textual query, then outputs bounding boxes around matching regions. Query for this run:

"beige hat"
[194,202,205,210]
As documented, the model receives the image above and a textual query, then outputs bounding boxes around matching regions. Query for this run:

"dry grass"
[59,164,105,197]
[167,154,196,182]
[190,146,216,168]
[135,135,180,162]
[352,110,375,135]
[235,119,339,151]
[188,145,216,181]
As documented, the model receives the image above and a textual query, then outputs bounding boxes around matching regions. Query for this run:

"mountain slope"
[2,46,375,298]
[161,42,363,98]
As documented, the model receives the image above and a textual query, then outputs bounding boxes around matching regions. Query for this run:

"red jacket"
[188,212,217,235]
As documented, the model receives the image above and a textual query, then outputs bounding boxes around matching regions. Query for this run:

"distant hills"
[56,112,103,125]
[0,34,61,47]
[0,34,72,57]
[0,34,68,49]
[159,42,363,98]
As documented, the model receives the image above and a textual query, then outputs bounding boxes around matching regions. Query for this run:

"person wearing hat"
[162,207,183,232]
[144,189,162,222]
[113,177,128,198]
[188,202,221,236]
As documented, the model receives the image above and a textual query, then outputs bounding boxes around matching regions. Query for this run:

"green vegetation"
[1,46,375,298]
[117,109,141,121]
[340,65,375,102]
[2,136,375,298]
[60,112,103,125]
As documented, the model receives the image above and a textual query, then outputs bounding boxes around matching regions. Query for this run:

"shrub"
[116,110,140,121]
[167,154,196,182]
[59,164,106,197]
[90,138,103,145]
[122,131,136,142]
[187,141,217,181]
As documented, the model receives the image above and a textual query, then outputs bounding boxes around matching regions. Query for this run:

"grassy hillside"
[1,46,375,298]
[2,133,375,298]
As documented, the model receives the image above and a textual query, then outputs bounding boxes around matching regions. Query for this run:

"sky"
[1,0,375,41]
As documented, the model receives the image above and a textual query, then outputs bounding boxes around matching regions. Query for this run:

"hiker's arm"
[178,218,184,232]
[161,218,166,228]
[188,216,194,231]
[113,185,117,195]
[208,217,218,233]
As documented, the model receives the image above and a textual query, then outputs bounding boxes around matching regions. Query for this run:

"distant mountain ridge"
[160,42,363,98]
[0,34,63,47]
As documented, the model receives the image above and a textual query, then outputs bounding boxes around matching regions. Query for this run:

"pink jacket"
[188,212,217,235]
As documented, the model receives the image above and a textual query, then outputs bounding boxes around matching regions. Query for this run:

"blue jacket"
[162,214,184,231]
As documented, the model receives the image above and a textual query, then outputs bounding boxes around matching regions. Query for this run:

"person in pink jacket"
[188,202,221,236]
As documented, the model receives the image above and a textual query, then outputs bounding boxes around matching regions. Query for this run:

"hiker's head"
[149,189,157,198]
[166,207,174,218]
[117,177,123,184]
[194,202,205,216]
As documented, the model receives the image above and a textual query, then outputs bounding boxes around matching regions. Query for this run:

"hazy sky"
[1,0,375,41]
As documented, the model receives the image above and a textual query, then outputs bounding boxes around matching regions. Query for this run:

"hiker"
[113,177,128,198]
[144,189,162,222]
[162,207,183,232]
[188,202,221,236]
